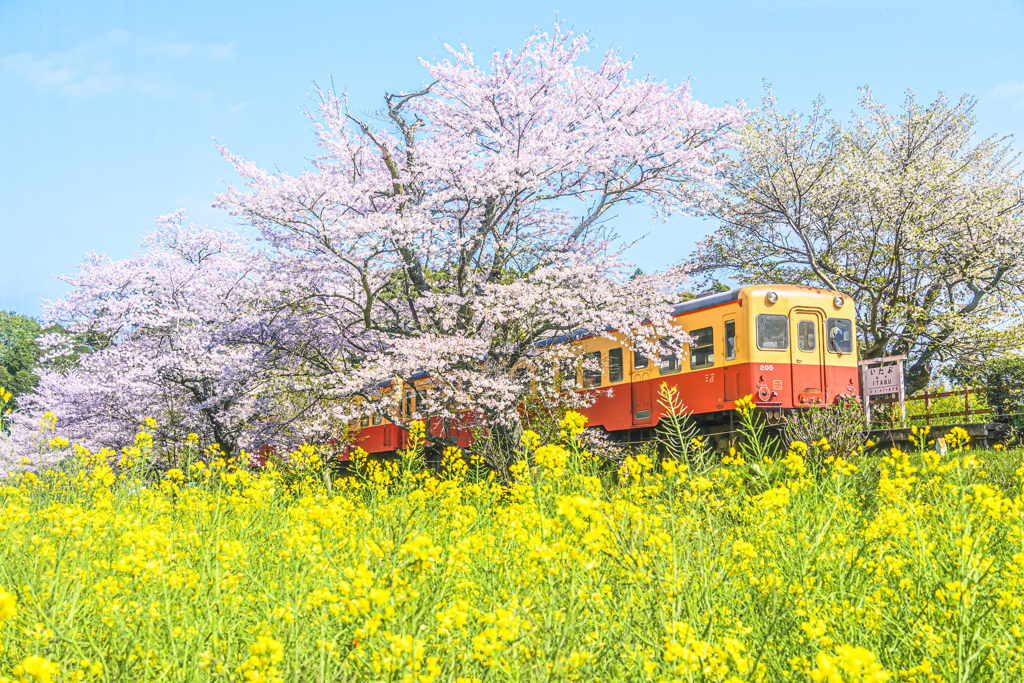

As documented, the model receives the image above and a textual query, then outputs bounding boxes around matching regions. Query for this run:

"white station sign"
[864,364,901,396]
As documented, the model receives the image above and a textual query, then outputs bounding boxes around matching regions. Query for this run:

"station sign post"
[858,355,906,428]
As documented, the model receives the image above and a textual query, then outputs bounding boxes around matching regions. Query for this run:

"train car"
[570,284,859,448]
[346,372,475,457]
[349,284,859,454]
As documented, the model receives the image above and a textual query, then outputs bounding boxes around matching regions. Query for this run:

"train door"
[722,314,737,402]
[630,347,653,426]
[790,309,826,405]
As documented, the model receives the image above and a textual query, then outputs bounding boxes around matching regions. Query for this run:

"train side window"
[634,349,649,370]
[557,363,576,391]
[403,390,414,418]
[582,351,602,388]
[372,413,382,426]
[724,320,736,361]
[826,318,854,354]
[659,338,682,375]
[756,314,789,350]
[537,360,554,384]
[689,327,714,369]
[609,348,624,383]
[798,321,817,351]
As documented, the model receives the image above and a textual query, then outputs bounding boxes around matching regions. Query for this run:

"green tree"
[694,86,1024,394]
[0,311,42,409]
[946,356,1024,428]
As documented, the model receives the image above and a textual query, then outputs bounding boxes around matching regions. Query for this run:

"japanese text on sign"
[864,364,901,396]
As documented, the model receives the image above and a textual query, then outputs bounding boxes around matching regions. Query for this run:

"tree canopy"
[0,311,42,409]
[211,25,739,445]
[5,24,739,466]
[693,86,1024,393]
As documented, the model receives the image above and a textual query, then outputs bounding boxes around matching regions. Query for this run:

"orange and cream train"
[349,284,859,454]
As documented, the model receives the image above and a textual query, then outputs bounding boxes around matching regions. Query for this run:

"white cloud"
[989,80,1024,102]
[209,43,235,61]
[226,101,248,117]
[131,71,180,99]
[0,31,235,98]
[140,39,235,61]
[0,51,122,97]
[141,42,196,59]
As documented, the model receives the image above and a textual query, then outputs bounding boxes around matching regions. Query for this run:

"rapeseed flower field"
[2,400,1024,682]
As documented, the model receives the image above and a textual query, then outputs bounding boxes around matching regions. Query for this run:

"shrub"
[654,382,714,476]
[976,358,1024,428]
[785,395,865,462]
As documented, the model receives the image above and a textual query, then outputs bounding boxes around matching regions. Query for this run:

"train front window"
[798,321,816,351]
[757,314,789,350]
[659,338,682,375]
[360,415,370,427]
[372,413,382,426]
[725,320,736,361]
[827,318,854,354]
[689,327,714,369]
[609,348,624,383]
[634,350,649,370]
[582,351,602,388]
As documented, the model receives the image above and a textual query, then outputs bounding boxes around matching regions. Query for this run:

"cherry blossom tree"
[693,86,1024,393]
[215,24,741,444]
[5,213,319,469]
[2,24,740,470]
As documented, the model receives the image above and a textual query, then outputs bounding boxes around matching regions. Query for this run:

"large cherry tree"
[216,24,741,442]
[2,25,740,469]
[5,213,317,468]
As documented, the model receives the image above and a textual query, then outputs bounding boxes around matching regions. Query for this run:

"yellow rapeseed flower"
[12,655,59,683]
[0,587,17,621]
[520,430,541,450]
[534,444,569,477]
[558,411,588,438]
[810,645,890,683]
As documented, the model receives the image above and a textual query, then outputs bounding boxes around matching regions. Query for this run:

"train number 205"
[759,364,774,371]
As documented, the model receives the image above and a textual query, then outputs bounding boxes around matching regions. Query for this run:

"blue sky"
[2,0,1023,316]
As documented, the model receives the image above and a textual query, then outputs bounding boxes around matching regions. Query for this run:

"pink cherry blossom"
[3,24,740,470]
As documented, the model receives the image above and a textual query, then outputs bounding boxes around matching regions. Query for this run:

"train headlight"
[833,295,845,309]
[765,291,778,305]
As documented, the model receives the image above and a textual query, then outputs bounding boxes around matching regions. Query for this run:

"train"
[349,284,859,454]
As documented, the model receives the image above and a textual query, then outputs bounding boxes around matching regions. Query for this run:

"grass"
[0,412,1023,683]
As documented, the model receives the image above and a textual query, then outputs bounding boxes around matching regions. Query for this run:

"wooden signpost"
[858,355,906,428]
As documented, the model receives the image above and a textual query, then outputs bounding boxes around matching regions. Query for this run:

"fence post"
[862,365,871,429]
[898,370,907,426]
[925,393,931,426]
[964,387,971,422]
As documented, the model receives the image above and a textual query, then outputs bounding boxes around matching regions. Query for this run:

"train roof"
[372,285,831,386]
[375,370,431,388]
[533,329,593,349]
[669,288,742,316]
[537,288,745,348]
